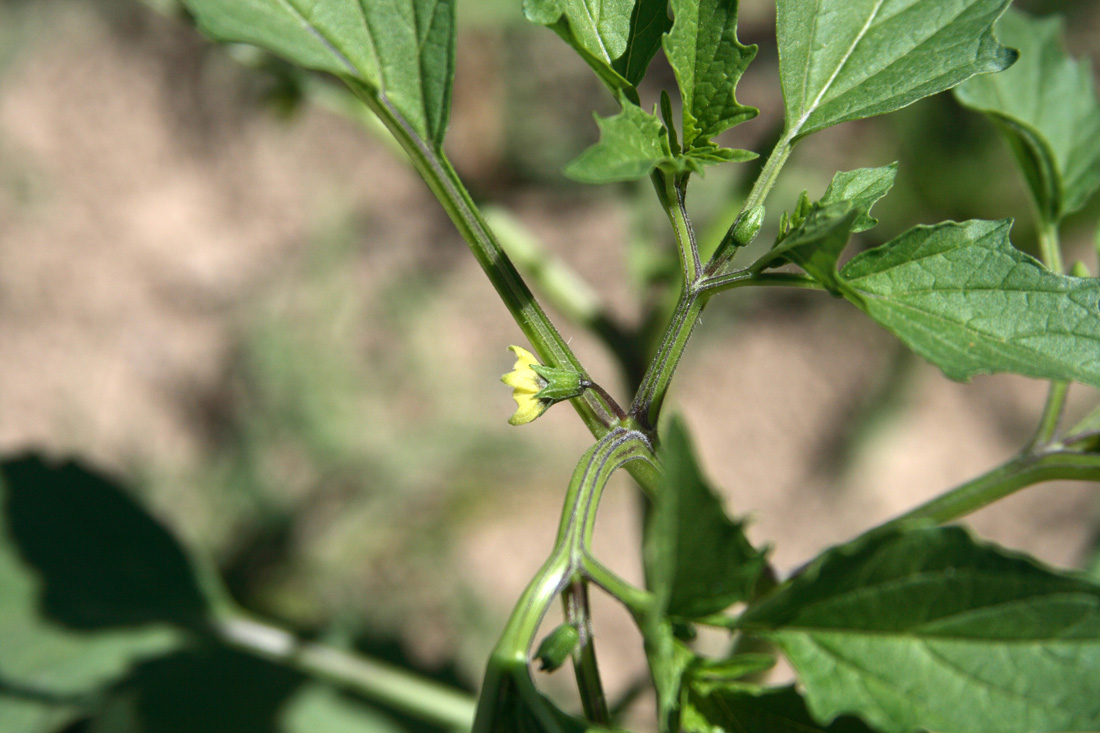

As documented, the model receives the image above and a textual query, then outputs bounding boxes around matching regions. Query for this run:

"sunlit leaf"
[819,163,898,234]
[181,0,456,148]
[524,0,635,94]
[740,526,1100,733]
[778,0,1016,141]
[565,98,672,183]
[840,219,1100,387]
[664,0,757,151]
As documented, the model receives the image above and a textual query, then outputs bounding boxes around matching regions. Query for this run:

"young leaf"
[777,0,1016,141]
[565,99,672,184]
[819,163,899,234]
[753,165,897,280]
[644,417,767,619]
[840,219,1100,388]
[739,526,1100,733]
[684,684,875,733]
[664,0,758,151]
[182,0,455,149]
[954,10,1100,221]
[752,201,860,292]
[524,0,635,94]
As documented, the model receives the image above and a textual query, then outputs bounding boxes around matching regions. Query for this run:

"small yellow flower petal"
[501,345,549,425]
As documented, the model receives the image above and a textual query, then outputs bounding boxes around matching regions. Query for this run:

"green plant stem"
[564,580,610,725]
[655,171,701,285]
[474,429,655,729]
[630,135,799,430]
[214,612,476,730]
[707,131,796,275]
[1030,380,1070,450]
[353,89,615,438]
[630,289,708,430]
[1031,220,1070,448]
[879,448,1100,529]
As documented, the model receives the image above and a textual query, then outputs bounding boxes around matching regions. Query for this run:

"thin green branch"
[215,612,476,731]
[878,449,1100,529]
[654,171,701,285]
[707,131,796,275]
[352,88,617,439]
[563,580,610,725]
[1030,220,1070,449]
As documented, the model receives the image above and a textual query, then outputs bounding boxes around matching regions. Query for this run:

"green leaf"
[754,201,860,291]
[0,461,182,731]
[840,219,1100,387]
[564,98,672,183]
[642,621,696,733]
[181,0,455,148]
[684,684,876,733]
[645,417,767,619]
[954,10,1100,221]
[819,163,898,234]
[613,0,673,87]
[777,0,1017,141]
[473,658,615,732]
[664,0,758,151]
[740,526,1100,733]
[1,456,213,630]
[524,0,635,94]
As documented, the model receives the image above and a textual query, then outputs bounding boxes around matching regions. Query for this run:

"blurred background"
[1,0,1099,729]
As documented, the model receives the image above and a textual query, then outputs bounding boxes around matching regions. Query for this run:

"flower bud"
[732,204,765,247]
[534,623,580,671]
[501,346,588,425]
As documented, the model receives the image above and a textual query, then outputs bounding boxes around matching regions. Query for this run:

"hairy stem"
[564,580,610,725]
[707,132,796,274]
[353,89,615,438]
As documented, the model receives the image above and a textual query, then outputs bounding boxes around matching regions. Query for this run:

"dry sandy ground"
[2,0,1099,715]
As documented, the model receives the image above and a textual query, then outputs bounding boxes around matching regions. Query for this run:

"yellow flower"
[502,345,548,425]
[501,345,587,425]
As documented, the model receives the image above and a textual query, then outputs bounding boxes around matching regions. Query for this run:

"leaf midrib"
[791,0,887,137]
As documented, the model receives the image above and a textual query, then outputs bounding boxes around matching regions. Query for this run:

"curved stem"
[473,429,656,729]
[655,171,700,285]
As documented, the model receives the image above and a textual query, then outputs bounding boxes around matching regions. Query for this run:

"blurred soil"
[1,0,1099,717]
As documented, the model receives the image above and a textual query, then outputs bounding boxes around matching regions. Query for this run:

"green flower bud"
[534,623,580,672]
[732,204,765,247]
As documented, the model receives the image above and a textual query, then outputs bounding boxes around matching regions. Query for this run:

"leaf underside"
[182,0,456,148]
[740,526,1100,733]
[778,0,1017,140]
